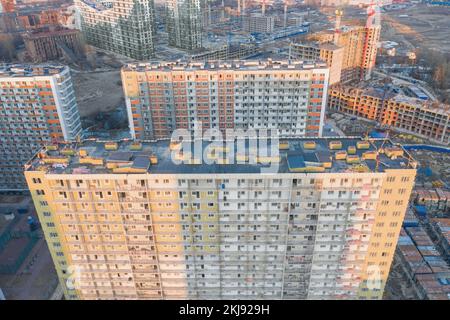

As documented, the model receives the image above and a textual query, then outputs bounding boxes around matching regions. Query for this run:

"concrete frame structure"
[24,137,417,300]
[74,0,156,60]
[290,42,344,85]
[242,13,275,34]
[0,65,82,191]
[121,60,329,140]
[189,44,260,61]
[166,0,203,51]
[308,24,380,83]
[328,85,450,145]
[23,27,85,63]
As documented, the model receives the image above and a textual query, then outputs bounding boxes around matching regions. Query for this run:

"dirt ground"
[383,5,450,53]
[71,69,124,119]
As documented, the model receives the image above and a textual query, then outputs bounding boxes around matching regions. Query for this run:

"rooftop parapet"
[25,137,417,175]
[0,64,67,78]
[122,59,329,73]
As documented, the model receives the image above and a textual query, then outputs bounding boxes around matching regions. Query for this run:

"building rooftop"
[430,218,450,245]
[122,59,328,73]
[22,27,80,39]
[25,137,417,176]
[390,94,450,114]
[415,273,450,300]
[292,41,342,51]
[0,64,67,78]
[78,0,111,12]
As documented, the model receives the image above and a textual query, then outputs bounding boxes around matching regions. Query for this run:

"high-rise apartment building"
[290,42,344,85]
[306,24,380,83]
[242,13,275,34]
[0,64,82,191]
[23,27,85,63]
[25,137,417,300]
[74,0,156,60]
[166,0,202,51]
[121,60,329,139]
[305,5,381,83]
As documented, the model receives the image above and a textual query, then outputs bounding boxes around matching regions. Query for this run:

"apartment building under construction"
[0,64,82,191]
[23,27,85,63]
[328,85,450,145]
[25,137,417,300]
[74,0,156,59]
[242,13,275,34]
[296,8,380,84]
[165,0,203,51]
[121,60,329,140]
[290,42,344,85]
[190,44,259,62]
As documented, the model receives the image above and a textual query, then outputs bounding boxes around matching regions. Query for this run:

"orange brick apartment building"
[122,60,330,140]
[328,85,450,145]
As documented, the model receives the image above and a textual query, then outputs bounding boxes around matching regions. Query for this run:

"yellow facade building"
[25,137,416,300]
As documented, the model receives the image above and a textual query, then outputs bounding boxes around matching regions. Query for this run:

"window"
[32,178,42,184]
[389,222,398,227]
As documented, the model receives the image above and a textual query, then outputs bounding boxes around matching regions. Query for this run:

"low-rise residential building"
[396,227,450,300]
[428,219,450,263]
[328,85,450,145]
[413,188,450,213]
